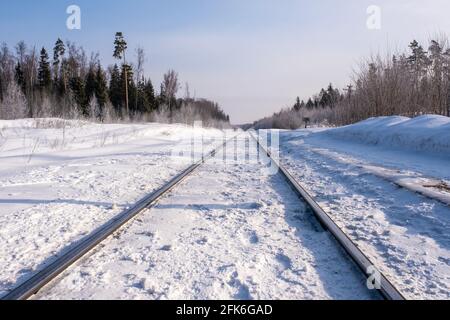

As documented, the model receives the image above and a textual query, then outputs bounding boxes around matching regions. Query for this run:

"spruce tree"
[85,66,96,103]
[319,88,330,108]
[159,83,166,107]
[109,64,122,114]
[306,98,315,110]
[38,47,52,91]
[294,97,301,111]
[15,62,25,93]
[327,83,339,108]
[144,78,156,112]
[95,65,108,110]
[69,76,86,116]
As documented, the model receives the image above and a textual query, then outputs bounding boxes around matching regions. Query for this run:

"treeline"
[254,37,450,129]
[0,33,230,127]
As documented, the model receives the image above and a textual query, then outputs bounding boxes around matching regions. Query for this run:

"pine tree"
[113,32,129,114]
[37,47,52,91]
[53,38,65,83]
[120,64,133,113]
[429,40,445,114]
[408,40,429,75]
[53,39,65,64]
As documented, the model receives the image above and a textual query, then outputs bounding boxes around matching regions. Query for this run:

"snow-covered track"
[251,133,406,301]
[1,138,233,301]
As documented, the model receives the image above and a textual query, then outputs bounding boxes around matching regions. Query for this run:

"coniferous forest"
[0,33,230,127]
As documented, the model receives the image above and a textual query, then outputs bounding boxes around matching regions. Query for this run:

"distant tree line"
[254,37,450,129]
[0,33,230,126]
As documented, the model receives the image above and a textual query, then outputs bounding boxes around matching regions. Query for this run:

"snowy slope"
[325,115,450,155]
[35,134,376,300]
[279,116,450,299]
[0,119,226,297]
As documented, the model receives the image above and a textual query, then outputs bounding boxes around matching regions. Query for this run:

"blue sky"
[1,0,450,123]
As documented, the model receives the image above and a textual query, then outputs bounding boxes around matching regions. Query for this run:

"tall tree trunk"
[123,54,129,115]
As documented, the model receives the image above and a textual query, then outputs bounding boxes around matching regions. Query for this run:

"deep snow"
[325,115,450,155]
[34,134,375,300]
[0,119,225,297]
[1,116,448,300]
[278,115,450,299]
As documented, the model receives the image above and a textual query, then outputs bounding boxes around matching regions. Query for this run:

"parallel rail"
[250,132,405,301]
[1,138,233,300]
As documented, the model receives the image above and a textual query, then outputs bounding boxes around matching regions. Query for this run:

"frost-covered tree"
[0,37,230,125]
[0,80,27,119]
[88,96,100,121]
[161,70,180,112]
[134,47,145,112]
[39,95,53,118]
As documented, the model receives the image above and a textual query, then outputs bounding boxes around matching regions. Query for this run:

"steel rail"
[250,132,405,301]
[2,137,236,300]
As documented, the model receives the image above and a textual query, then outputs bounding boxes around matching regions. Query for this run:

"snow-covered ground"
[1,116,448,300]
[34,133,375,300]
[0,119,225,297]
[278,115,450,300]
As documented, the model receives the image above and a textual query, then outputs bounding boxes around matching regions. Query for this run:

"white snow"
[0,119,225,297]
[325,115,450,155]
[34,133,375,300]
[2,116,448,300]
[278,115,450,299]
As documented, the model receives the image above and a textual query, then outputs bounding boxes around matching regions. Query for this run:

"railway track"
[1,131,405,300]
[1,137,235,300]
[250,132,405,300]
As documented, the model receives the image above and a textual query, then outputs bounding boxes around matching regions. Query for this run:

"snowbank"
[322,115,450,155]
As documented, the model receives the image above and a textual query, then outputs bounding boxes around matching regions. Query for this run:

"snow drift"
[322,115,450,155]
